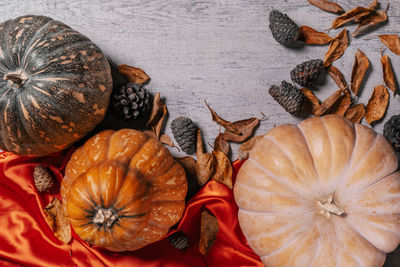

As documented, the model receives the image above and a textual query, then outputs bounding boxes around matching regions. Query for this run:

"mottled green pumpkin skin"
[0,15,112,156]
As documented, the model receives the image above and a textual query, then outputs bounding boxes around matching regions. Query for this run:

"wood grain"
[0,0,399,161]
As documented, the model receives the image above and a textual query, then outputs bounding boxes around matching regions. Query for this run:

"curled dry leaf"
[329,88,351,116]
[118,64,150,85]
[146,93,167,139]
[175,156,199,201]
[214,133,230,156]
[328,65,347,90]
[238,135,264,160]
[381,50,398,97]
[298,25,333,45]
[345,104,366,123]
[352,4,389,38]
[351,49,370,96]
[307,0,344,14]
[301,88,320,115]
[323,29,348,67]
[330,7,374,29]
[365,85,389,124]
[199,210,219,256]
[314,88,344,116]
[222,117,260,143]
[44,197,71,244]
[160,134,175,147]
[204,100,239,134]
[195,129,215,186]
[379,35,400,55]
[212,150,233,189]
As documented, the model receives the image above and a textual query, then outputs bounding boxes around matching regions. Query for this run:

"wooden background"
[1,0,400,265]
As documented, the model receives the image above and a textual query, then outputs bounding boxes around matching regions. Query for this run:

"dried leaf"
[146,93,167,139]
[222,117,260,143]
[204,101,239,134]
[298,25,333,45]
[352,5,389,37]
[176,156,199,201]
[160,134,174,147]
[44,198,71,244]
[301,88,320,115]
[381,51,398,97]
[196,128,204,157]
[212,150,233,189]
[331,7,374,29]
[196,153,215,186]
[307,0,344,14]
[368,0,379,9]
[351,49,370,96]
[199,210,219,255]
[323,29,349,67]
[365,85,389,124]
[379,35,400,55]
[238,135,264,160]
[344,104,366,123]
[329,88,351,116]
[214,133,230,156]
[314,88,344,116]
[328,65,348,90]
[118,64,150,85]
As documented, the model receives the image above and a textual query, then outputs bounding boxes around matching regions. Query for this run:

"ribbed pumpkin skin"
[0,15,112,156]
[234,115,400,267]
[61,129,187,252]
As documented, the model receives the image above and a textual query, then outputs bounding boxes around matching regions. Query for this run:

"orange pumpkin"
[61,129,187,251]
[234,115,400,267]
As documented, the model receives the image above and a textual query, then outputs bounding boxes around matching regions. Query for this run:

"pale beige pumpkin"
[234,115,400,267]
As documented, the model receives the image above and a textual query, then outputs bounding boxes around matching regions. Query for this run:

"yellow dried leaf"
[365,85,389,124]
[44,198,71,244]
[212,150,233,189]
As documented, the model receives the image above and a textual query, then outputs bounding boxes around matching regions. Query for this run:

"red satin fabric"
[0,150,262,267]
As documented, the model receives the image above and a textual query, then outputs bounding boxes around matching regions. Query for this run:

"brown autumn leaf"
[301,88,320,115]
[352,4,389,38]
[195,129,215,186]
[368,0,379,9]
[329,88,351,116]
[44,198,71,244]
[328,65,348,90]
[175,156,199,201]
[199,210,219,255]
[212,150,233,189]
[118,64,150,85]
[307,0,344,14]
[238,135,264,160]
[214,133,230,156]
[143,130,175,147]
[379,35,400,55]
[222,117,260,143]
[314,88,344,116]
[351,49,370,96]
[146,93,167,139]
[365,85,389,124]
[323,29,348,67]
[381,51,398,97]
[204,100,239,134]
[330,7,374,29]
[298,25,333,45]
[344,104,366,123]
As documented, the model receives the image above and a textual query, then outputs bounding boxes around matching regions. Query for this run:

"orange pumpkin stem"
[317,195,344,219]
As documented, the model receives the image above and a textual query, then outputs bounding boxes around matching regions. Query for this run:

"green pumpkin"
[0,15,112,156]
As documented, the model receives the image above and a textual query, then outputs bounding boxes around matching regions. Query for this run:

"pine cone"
[168,232,189,250]
[269,10,299,46]
[290,59,324,86]
[269,81,305,115]
[34,165,56,193]
[111,82,151,120]
[383,115,400,152]
[171,117,197,154]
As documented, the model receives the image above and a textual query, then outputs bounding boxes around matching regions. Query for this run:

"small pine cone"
[383,115,400,152]
[34,165,56,193]
[269,10,299,46]
[171,117,197,154]
[290,59,324,86]
[168,232,189,250]
[269,81,305,115]
[111,82,151,120]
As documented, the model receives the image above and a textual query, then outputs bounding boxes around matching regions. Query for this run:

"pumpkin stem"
[93,208,118,228]
[4,69,29,88]
[317,195,344,219]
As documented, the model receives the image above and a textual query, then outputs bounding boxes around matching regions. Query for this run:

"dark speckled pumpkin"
[0,15,112,156]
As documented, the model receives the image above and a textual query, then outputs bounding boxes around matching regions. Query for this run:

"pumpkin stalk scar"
[317,195,344,219]
[92,207,118,228]
[4,69,29,88]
